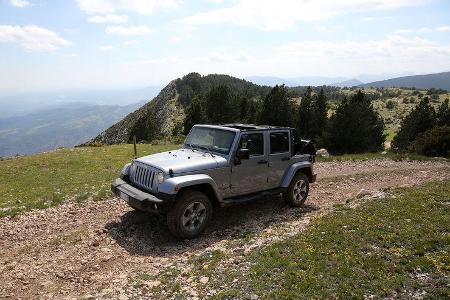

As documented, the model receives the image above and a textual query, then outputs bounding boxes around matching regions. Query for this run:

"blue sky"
[1,0,450,93]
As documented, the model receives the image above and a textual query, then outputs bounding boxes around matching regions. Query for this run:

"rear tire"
[284,173,309,207]
[167,190,212,239]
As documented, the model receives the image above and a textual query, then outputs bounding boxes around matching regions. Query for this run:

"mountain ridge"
[87,73,271,145]
[361,71,450,90]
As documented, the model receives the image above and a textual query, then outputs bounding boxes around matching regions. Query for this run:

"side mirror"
[236,148,250,160]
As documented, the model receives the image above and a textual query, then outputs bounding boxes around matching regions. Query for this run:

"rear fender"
[280,161,314,188]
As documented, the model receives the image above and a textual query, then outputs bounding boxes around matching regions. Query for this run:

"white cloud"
[207,50,251,62]
[361,16,375,21]
[0,25,71,52]
[394,29,413,34]
[106,25,153,35]
[99,45,116,51]
[9,0,31,8]
[124,40,139,45]
[76,0,181,15]
[436,26,450,32]
[270,35,450,76]
[88,14,128,23]
[395,26,450,34]
[177,0,426,31]
[418,27,431,33]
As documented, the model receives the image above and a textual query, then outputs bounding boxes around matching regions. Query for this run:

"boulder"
[316,148,330,157]
[357,189,372,198]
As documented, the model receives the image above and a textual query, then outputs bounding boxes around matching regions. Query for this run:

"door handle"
[281,157,291,161]
[257,160,268,164]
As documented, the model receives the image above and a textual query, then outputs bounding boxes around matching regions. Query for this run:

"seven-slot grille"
[130,163,155,191]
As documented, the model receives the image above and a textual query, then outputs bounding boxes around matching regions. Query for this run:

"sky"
[0,0,450,93]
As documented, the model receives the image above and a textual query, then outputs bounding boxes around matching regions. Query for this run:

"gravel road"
[0,159,449,299]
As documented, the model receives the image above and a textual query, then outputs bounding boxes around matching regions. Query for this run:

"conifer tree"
[259,85,293,127]
[392,97,436,151]
[297,86,314,138]
[183,95,207,134]
[323,90,385,154]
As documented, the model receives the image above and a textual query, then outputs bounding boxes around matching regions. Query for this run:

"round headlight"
[156,172,164,184]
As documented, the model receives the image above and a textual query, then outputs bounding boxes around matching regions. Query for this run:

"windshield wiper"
[196,145,215,157]
[185,143,197,152]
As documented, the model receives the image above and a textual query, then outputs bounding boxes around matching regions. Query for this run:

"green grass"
[190,249,227,276]
[0,144,179,217]
[215,181,450,299]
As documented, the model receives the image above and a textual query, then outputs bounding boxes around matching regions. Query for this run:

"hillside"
[88,73,271,144]
[87,73,450,147]
[0,102,144,157]
[362,71,450,90]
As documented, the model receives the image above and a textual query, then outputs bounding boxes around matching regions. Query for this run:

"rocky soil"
[0,159,449,299]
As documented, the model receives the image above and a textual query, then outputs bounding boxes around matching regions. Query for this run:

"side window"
[239,133,264,156]
[270,132,290,154]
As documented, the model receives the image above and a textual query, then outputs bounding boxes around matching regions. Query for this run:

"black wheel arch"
[177,183,221,208]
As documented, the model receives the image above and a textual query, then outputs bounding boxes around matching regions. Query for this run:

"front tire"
[167,190,212,239]
[284,173,309,207]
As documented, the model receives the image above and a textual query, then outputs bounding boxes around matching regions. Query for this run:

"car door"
[230,132,268,196]
[267,130,291,189]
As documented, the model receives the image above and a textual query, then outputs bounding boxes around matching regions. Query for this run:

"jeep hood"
[134,148,227,174]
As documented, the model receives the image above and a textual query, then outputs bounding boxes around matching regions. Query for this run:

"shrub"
[385,100,396,110]
[409,126,450,157]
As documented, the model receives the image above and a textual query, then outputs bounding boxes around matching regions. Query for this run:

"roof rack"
[221,123,292,131]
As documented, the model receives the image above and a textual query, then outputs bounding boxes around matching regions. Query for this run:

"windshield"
[184,127,236,155]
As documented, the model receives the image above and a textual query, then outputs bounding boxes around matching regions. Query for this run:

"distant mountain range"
[245,75,349,87]
[360,71,450,90]
[0,101,144,157]
[0,86,162,119]
[332,79,364,88]
[245,72,415,87]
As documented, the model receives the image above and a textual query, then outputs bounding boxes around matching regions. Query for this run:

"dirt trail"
[0,159,448,299]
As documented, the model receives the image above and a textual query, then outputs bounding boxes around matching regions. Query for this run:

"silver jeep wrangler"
[112,124,316,239]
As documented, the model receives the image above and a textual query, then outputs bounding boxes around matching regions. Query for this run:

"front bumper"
[311,173,317,183]
[111,178,176,213]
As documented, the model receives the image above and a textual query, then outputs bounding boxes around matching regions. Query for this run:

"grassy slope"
[0,144,179,217]
[212,181,450,299]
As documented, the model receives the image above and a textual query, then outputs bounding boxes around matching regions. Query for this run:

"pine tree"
[314,88,328,135]
[258,85,293,127]
[436,99,450,126]
[183,95,207,134]
[392,97,436,151]
[205,85,237,124]
[323,90,385,154]
[296,87,328,144]
[297,87,314,138]
[129,111,161,142]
